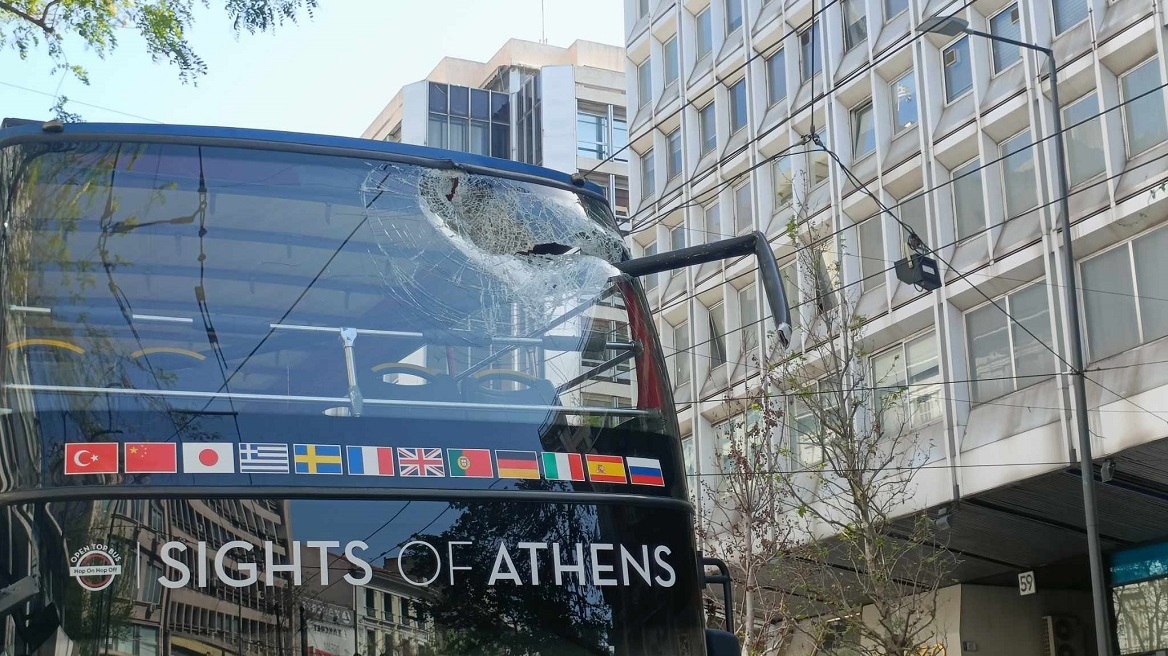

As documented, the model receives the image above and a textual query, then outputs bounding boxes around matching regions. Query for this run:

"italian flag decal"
[541,452,585,481]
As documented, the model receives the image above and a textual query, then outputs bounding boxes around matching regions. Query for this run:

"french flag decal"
[626,457,665,487]
[346,446,395,476]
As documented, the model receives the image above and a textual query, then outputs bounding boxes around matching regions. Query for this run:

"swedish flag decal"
[293,444,343,475]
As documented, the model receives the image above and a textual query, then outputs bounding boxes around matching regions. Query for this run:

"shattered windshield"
[0,140,677,494]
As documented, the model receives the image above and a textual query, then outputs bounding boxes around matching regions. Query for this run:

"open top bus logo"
[68,543,123,592]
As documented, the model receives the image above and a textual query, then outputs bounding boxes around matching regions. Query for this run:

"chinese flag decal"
[64,443,120,475]
[123,442,178,474]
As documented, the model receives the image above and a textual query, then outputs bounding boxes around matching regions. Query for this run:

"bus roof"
[0,118,610,201]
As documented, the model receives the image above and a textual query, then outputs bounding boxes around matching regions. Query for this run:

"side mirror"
[705,628,742,656]
[616,231,793,349]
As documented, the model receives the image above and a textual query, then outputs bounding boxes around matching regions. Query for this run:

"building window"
[809,129,829,186]
[739,283,759,350]
[583,320,633,384]
[699,102,717,156]
[663,35,679,87]
[766,48,787,107]
[695,7,713,60]
[780,261,798,310]
[1082,226,1168,361]
[800,22,821,81]
[965,282,1054,402]
[952,159,986,241]
[704,202,721,243]
[858,217,884,291]
[709,302,728,368]
[842,0,867,51]
[773,157,793,207]
[734,182,752,233]
[672,321,691,385]
[943,36,972,102]
[884,0,908,19]
[640,149,655,198]
[681,435,695,498]
[1001,130,1037,217]
[790,396,822,465]
[577,107,609,159]
[637,0,649,18]
[670,222,687,251]
[851,101,875,158]
[990,4,1021,73]
[643,241,658,291]
[892,70,917,132]
[899,193,928,258]
[1121,60,1168,156]
[637,58,652,108]
[666,129,682,180]
[614,109,628,160]
[725,0,742,33]
[729,78,748,134]
[1065,93,1105,186]
[1053,0,1088,34]
[614,175,630,216]
[872,331,942,429]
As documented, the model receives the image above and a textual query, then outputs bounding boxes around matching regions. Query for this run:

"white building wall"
[624,0,1168,557]
[540,65,579,174]
[400,81,429,146]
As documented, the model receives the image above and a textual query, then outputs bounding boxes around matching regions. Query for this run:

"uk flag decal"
[397,448,445,477]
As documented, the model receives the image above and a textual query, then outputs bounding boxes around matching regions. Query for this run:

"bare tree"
[696,387,796,655]
[755,172,956,655]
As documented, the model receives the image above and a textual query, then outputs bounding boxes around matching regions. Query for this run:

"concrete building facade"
[624,0,1168,653]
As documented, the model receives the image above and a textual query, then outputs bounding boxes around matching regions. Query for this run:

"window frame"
[952,157,987,242]
[942,36,973,104]
[734,181,753,234]
[663,34,680,88]
[708,301,729,369]
[799,22,822,82]
[1051,0,1089,36]
[773,156,793,208]
[891,69,917,133]
[699,101,717,156]
[1063,92,1106,187]
[666,128,683,180]
[724,0,743,34]
[703,201,721,244]
[883,0,908,21]
[672,321,691,386]
[766,48,787,108]
[857,217,885,292]
[640,148,655,199]
[738,282,759,351]
[695,7,713,61]
[999,129,1038,218]
[1078,228,1168,361]
[851,100,876,158]
[842,0,867,52]
[988,3,1022,75]
[1120,59,1168,157]
[729,78,748,135]
[963,280,1056,403]
[637,58,653,109]
[870,330,943,430]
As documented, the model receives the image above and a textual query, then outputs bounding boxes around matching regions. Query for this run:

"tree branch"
[0,1,55,33]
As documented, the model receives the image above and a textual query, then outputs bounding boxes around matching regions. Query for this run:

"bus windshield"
[0,137,701,656]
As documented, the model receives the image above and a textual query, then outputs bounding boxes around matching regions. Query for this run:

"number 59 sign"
[1018,571,1036,596]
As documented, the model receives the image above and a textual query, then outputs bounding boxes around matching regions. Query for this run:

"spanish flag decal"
[585,454,627,484]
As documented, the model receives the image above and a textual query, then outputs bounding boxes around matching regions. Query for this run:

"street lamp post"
[919,14,1114,656]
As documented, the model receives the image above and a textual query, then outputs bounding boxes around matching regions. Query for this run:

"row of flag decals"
[62,442,665,486]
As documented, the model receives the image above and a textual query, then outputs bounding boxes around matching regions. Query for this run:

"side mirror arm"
[616,231,793,349]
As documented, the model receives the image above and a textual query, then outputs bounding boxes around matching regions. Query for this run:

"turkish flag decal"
[64,443,120,475]
[124,442,178,474]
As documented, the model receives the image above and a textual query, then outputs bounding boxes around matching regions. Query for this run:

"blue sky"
[1,0,626,137]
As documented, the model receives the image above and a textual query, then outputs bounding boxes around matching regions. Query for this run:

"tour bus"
[0,119,790,656]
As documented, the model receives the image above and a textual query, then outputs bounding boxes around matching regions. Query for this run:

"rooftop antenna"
[540,0,547,44]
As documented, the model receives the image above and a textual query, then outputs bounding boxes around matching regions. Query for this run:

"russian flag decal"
[626,457,665,487]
